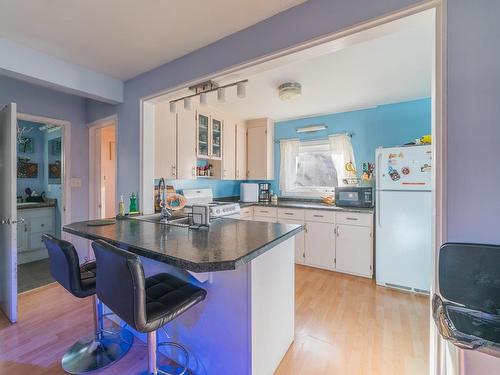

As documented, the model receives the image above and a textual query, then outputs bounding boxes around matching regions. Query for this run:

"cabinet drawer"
[336,212,372,227]
[30,216,54,233]
[278,208,305,220]
[304,209,335,223]
[239,206,254,218]
[253,206,277,218]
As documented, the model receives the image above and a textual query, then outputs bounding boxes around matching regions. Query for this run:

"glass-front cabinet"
[196,111,223,160]
[197,113,210,158]
[211,118,222,159]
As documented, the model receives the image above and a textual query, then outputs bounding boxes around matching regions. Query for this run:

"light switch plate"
[70,178,82,188]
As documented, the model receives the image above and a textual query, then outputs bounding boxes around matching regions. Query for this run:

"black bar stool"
[91,240,207,375]
[42,234,134,374]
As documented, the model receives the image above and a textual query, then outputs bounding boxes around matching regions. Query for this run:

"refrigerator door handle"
[377,190,381,227]
[376,150,382,227]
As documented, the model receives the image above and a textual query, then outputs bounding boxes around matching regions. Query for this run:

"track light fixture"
[169,79,248,113]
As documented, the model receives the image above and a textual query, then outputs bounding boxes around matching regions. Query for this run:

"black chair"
[91,240,207,375]
[42,234,134,374]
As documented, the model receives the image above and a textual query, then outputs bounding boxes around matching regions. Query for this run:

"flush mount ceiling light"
[278,82,302,101]
[169,79,248,112]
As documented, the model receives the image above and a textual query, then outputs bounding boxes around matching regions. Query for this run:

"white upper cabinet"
[222,121,236,180]
[235,122,247,180]
[177,109,197,179]
[246,118,274,180]
[196,111,210,159]
[154,102,177,179]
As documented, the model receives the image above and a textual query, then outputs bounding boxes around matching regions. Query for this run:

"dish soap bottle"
[118,195,126,217]
[129,192,138,215]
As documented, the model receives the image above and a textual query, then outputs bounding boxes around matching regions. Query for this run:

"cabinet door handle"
[284,212,293,216]
[313,214,324,218]
[336,225,340,237]
[346,217,358,221]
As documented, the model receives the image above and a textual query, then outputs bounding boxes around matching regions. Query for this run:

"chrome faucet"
[158,178,173,221]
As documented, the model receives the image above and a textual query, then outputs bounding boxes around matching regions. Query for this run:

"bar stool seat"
[92,240,207,375]
[42,234,133,374]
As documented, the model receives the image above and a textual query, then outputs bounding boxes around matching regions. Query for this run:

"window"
[279,134,355,196]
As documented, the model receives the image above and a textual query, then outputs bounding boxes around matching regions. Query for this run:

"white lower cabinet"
[278,218,305,264]
[304,221,336,270]
[17,207,56,264]
[335,224,373,278]
[246,206,374,279]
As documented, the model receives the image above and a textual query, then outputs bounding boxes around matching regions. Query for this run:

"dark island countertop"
[63,218,303,273]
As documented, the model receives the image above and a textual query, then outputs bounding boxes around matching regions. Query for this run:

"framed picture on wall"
[17,160,38,178]
[18,137,34,153]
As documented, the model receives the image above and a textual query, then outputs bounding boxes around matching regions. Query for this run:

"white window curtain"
[329,134,356,185]
[279,139,300,193]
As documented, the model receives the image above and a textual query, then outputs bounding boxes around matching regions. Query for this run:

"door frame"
[87,115,118,220]
[139,1,451,373]
[17,112,72,236]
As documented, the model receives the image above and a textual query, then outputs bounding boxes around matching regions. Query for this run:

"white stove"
[182,189,241,219]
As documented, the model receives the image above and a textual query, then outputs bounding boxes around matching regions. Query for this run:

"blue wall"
[17,121,45,197]
[272,98,431,194]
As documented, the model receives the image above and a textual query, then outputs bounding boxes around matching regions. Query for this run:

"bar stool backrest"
[92,240,148,331]
[42,234,87,297]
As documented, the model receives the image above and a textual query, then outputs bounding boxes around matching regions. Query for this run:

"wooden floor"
[0,265,429,375]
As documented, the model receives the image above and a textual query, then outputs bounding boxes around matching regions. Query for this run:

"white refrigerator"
[375,144,432,293]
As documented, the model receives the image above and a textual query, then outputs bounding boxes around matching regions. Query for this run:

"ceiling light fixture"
[169,79,248,112]
[200,92,208,106]
[278,82,302,101]
[237,81,247,98]
[217,87,226,102]
[184,97,192,111]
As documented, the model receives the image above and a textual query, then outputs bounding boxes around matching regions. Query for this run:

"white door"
[247,125,267,179]
[222,122,236,179]
[0,103,18,322]
[304,221,335,270]
[376,190,432,292]
[235,123,247,180]
[154,103,177,179]
[279,218,305,264]
[177,109,197,179]
[376,145,432,191]
[336,224,373,277]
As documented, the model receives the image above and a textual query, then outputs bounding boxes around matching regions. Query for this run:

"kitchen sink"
[133,213,190,227]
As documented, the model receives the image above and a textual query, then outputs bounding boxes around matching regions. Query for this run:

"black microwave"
[335,187,373,208]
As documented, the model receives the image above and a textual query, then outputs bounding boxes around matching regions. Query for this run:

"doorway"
[1,105,72,322]
[89,116,117,220]
[140,3,446,374]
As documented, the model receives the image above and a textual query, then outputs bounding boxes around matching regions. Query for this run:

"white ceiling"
[0,0,305,80]
[158,10,434,121]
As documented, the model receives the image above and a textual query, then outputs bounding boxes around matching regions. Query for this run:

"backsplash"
[154,179,268,199]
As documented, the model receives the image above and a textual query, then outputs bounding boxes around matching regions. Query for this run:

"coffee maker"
[258,183,271,202]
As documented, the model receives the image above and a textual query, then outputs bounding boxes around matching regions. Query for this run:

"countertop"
[17,201,56,210]
[216,197,374,214]
[63,217,303,273]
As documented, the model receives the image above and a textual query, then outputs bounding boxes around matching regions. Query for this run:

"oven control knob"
[214,208,221,215]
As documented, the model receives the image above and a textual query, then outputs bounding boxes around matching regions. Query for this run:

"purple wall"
[85,0,420,203]
[447,0,500,372]
[84,0,500,372]
[0,75,89,224]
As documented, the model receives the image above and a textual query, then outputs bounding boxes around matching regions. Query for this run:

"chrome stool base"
[141,331,189,375]
[62,329,134,374]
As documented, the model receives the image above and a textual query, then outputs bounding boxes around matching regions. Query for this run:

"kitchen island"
[64,217,303,375]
